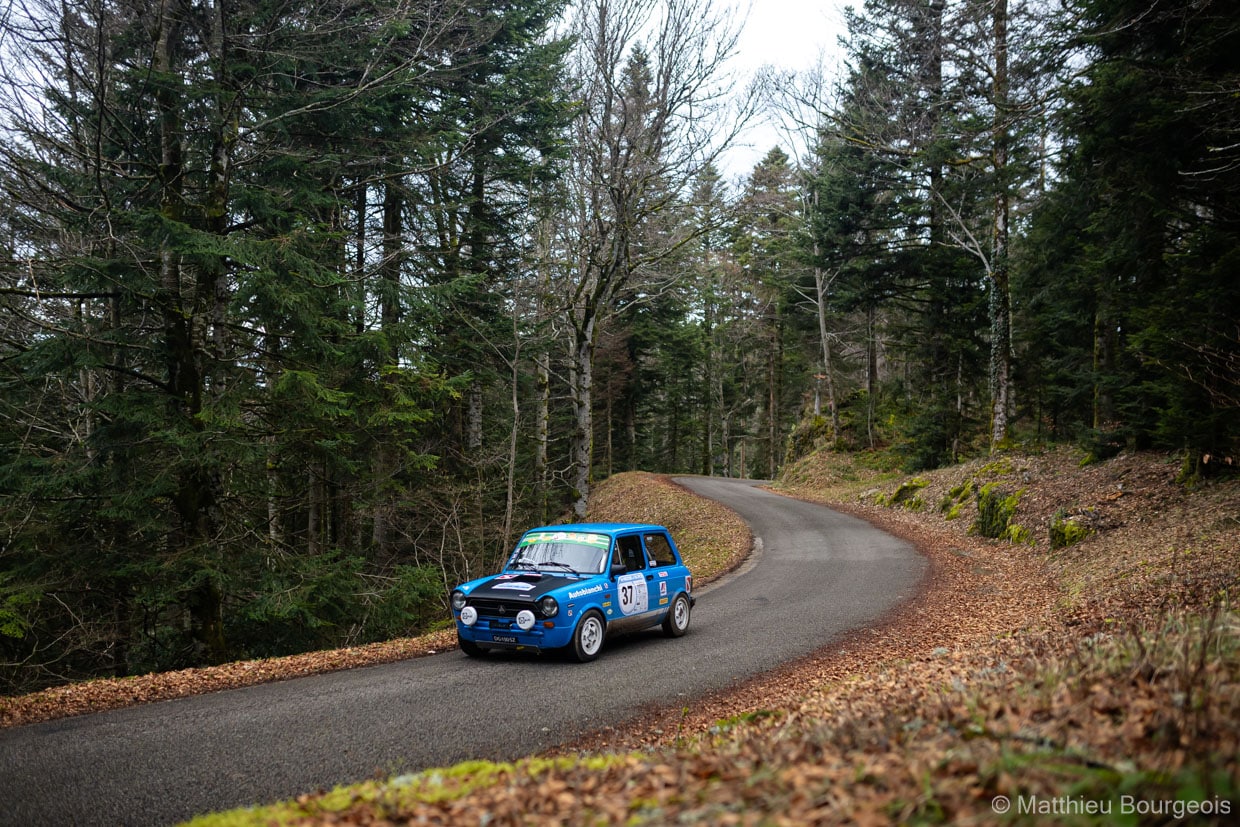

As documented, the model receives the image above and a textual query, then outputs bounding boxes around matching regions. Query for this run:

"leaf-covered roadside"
[0,631,458,729]
[187,449,1239,826]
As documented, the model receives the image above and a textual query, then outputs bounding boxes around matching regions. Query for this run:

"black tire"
[570,610,607,662]
[458,635,488,658]
[662,592,691,637]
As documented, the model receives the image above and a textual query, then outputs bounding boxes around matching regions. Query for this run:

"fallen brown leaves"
[0,629,458,729]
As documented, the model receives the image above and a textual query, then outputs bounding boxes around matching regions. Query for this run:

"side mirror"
[610,563,626,579]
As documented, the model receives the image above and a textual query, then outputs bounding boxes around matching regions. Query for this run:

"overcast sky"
[722,0,850,179]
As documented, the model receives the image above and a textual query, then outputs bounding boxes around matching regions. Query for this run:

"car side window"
[618,535,645,572]
[644,533,676,567]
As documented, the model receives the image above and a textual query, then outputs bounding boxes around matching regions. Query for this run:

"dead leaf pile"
[0,630,458,728]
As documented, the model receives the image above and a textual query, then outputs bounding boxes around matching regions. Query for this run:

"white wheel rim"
[581,617,603,655]
[674,597,689,629]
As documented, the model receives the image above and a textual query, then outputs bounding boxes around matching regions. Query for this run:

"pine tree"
[1024,0,1240,467]
[0,0,571,689]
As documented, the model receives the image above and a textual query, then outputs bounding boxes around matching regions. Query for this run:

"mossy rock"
[877,477,929,510]
[1050,509,1093,549]
[971,483,1024,540]
[1003,523,1034,545]
[977,456,1015,477]
[939,479,975,515]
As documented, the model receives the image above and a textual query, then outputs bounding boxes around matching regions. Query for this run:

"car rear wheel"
[459,635,488,658]
[570,610,606,662]
[662,592,691,637]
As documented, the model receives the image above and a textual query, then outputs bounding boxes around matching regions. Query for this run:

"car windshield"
[507,531,611,575]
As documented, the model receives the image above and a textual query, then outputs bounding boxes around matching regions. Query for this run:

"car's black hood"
[467,572,589,602]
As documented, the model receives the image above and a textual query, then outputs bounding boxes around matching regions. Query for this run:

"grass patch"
[185,754,646,826]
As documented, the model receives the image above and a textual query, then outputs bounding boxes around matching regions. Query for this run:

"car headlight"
[539,596,559,618]
[451,590,468,611]
[460,606,478,626]
[516,609,536,631]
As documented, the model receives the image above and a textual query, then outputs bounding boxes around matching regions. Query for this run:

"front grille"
[470,598,528,618]
[469,597,557,623]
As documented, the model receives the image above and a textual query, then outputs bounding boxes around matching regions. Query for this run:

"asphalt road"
[0,477,926,826]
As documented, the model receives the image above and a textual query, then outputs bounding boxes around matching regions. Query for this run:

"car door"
[611,533,660,629]
[643,530,688,611]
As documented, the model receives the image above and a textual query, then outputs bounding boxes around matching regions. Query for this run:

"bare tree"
[556,0,749,516]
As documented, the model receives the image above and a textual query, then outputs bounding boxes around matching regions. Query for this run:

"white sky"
[721,0,850,179]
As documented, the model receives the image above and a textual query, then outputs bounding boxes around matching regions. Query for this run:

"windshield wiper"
[510,555,539,570]
[537,560,577,573]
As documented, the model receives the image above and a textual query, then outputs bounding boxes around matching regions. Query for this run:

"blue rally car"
[450,523,695,662]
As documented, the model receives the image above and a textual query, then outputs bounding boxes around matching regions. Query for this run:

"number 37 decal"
[615,572,648,616]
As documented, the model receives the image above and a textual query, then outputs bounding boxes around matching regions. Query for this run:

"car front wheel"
[662,592,691,637]
[570,610,606,662]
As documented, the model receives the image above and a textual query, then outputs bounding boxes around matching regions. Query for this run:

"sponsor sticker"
[568,583,606,600]
[520,531,611,549]
[494,582,535,592]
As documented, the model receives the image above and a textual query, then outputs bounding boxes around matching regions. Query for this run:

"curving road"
[0,478,925,826]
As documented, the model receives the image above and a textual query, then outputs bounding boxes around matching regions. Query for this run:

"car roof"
[522,522,667,538]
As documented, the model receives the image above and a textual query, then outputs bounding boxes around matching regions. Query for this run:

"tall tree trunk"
[1093,300,1116,428]
[925,0,946,247]
[503,350,520,550]
[989,0,1014,450]
[866,304,878,448]
[767,326,777,478]
[570,320,595,519]
[308,463,324,557]
[157,0,225,664]
[808,183,841,443]
[372,177,402,558]
[814,263,841,444]
[702,289,715,475]
[535,350,550,523]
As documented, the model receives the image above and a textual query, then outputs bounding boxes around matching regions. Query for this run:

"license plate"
[491,635,518,644]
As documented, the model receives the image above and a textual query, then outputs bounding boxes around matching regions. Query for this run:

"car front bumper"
[455,615,575,651]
